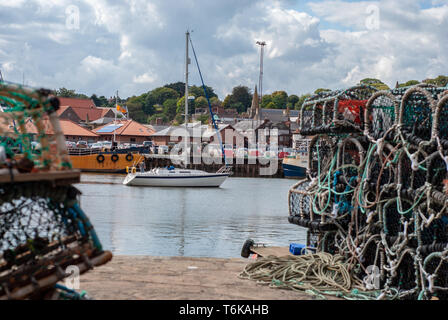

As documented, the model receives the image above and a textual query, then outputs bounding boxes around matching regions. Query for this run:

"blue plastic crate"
[289,243,314,255]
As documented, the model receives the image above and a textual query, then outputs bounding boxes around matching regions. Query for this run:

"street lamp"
[256,41,266,103]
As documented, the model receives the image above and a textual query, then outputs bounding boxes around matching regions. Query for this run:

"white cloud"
[0,0,447,100]
[0,0,26,8]
[133,72,156,84]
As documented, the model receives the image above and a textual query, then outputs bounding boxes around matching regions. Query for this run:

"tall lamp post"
[256,41,266,103]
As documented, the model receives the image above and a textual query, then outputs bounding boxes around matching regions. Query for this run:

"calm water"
[75,174,307,258]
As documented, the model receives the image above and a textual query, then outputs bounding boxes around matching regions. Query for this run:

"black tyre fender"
[111,154,119,162]
[241,239,255,258]
[96,154,105,163]
[126,153,133,162]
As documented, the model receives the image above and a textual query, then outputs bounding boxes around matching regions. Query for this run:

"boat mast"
[184,30,190,165]
[114,90,118,143]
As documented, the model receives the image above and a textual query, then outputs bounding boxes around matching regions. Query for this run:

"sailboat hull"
[123,173,229,187]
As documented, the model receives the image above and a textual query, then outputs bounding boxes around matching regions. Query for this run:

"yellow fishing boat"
[69,149,145,173]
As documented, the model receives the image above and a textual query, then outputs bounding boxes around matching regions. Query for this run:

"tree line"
[55,75,448,124]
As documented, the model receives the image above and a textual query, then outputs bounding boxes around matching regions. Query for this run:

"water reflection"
[76,174,307,258]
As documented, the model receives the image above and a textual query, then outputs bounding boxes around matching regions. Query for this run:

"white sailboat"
[123,31,231,187]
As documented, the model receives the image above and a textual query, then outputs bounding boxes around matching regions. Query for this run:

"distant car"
[171,144,183,155]
[158,145,169,154]
[235,148,248,158]
[65,141,76,148]
[264,150,277,159]
[248,149,260,157]
[278,150,290,159]
[143,141,153,148]
[101,141,112,150]
[76,141,88,148]
[91,142,103,151]
[204,144,222,158]
[223,144,234,158]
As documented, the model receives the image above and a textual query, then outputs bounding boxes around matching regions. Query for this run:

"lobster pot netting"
[0,184,75,253]
[0,82,110,300]
[368,95,396,140]
[437,98,448,141]
[0,82,70,171]
[401,93,433,141]
[308,136,334,180]
[289,84,448,300]
[312,104,323,127]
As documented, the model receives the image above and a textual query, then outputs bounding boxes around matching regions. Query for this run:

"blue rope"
[68,203,103,251]
[189,36,228,166]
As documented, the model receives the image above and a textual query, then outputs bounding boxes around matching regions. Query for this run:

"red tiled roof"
[5,118,98,137]
[93,119,155,136]
[58,97,105,121]
[101,108,114,117]
[57,119,98,137]
[0,114,97,138]
[70,108,103,122]
[58,97,96,109]
[56,105,71,116]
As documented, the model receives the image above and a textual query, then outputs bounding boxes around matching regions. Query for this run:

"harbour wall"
[144,154,285,178]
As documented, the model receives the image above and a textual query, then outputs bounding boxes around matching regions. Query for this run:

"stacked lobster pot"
[288,83,448,299]
[0,81,112,299]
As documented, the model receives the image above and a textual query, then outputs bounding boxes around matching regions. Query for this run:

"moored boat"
[69,148,145,173]
[123,166,230,187]
[122,30,231,187]
[282,154,308,179]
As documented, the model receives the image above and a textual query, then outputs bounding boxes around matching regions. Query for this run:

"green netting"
[0,81,71,171]
[289,84,448,300]
[0,81,110,300]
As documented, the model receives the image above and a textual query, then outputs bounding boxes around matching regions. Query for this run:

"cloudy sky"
[0,0,447,100]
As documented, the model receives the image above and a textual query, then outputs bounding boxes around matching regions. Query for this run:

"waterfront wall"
[144,155,284,178]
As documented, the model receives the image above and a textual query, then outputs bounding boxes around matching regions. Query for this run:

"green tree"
[220,86,251,113]
[174,113,185,125]
[398,80,420,88]
[197,114,210,124]
[271,90,288,109]
[162,98,178,119]
[91,94,110,107]
[222,95,232,108]
[314,88,331,95]
[265,102,276,109]
[189,85,217,99]
[261,94,273,108]
[423,75,448,87]
[164,82,185,97]
[56,87,76,97]
[231,102,245,114]
[359,78,390,90]
[194,96,208,109]
[231,86,252,112]
[56,87,89,99]
[148,113,168,124]
[287,94,300,108]
[295,94,311,110]
[210,96,221,106]
[150,87,179,105]
[126,96,147,123]
[176,96,195,115]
